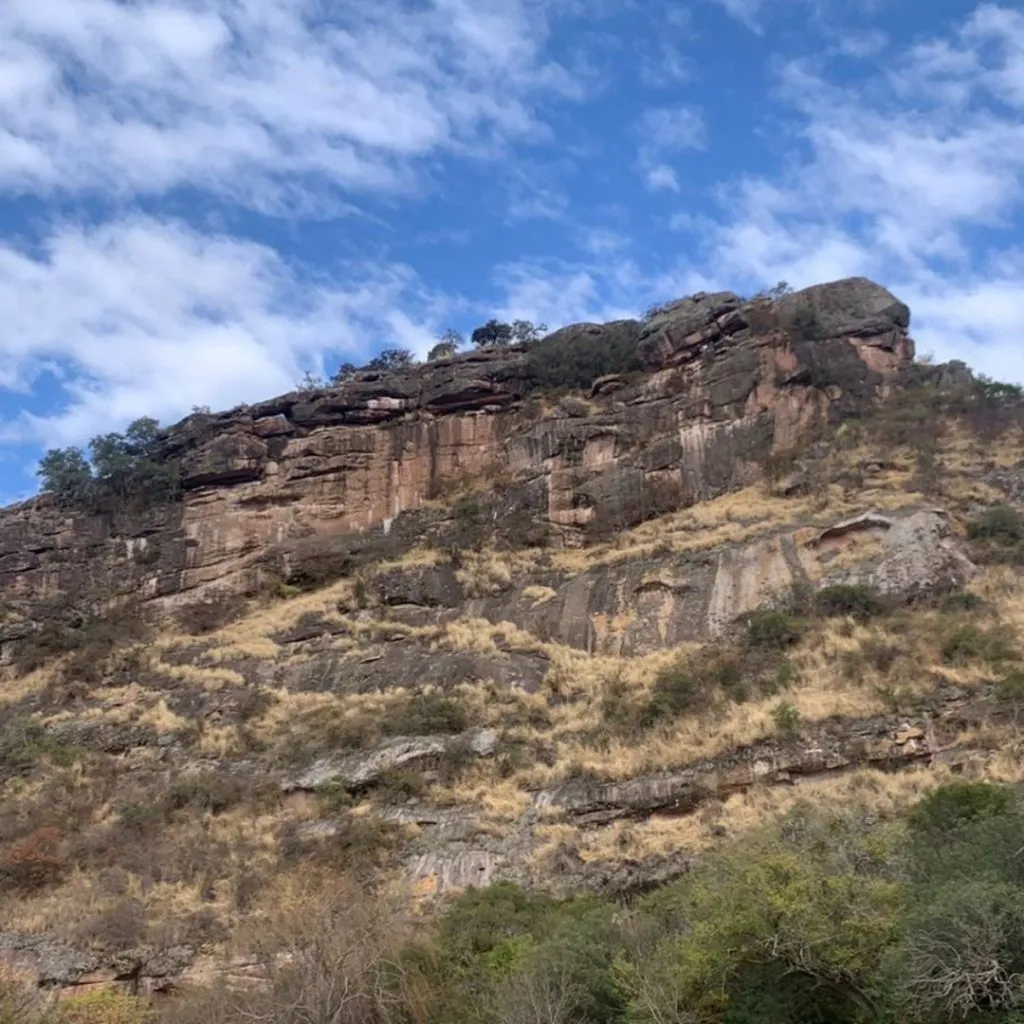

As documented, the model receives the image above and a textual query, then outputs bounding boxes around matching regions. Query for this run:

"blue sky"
[1,0,1023,503]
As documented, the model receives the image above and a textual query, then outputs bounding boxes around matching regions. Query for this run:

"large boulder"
[871,510,977,600]
[180,431,268,488]
[776,277,910,339]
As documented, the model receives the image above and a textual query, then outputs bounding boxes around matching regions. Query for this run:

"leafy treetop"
[38,417,179,506]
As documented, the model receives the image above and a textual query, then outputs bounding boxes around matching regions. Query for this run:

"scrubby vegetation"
[522,324,642,392]
[13,298,1024,1024]
[1,783,1016,1024]
[37,417,179,508]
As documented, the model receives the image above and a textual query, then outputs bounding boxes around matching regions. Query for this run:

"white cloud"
[0,216,446,447]
[634,105,705,192]
[674,4,1024,380]
[492,254,654,328]
[0,0,582,211]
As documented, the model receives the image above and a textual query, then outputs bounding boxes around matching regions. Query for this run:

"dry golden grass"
[5,417,1024,939]
[555,764,961,867]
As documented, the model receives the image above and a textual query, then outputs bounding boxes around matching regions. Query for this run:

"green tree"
[889,784,1024,1022]
[333,362,359,383]
[619,806,901,1024]
[471,319,514,348]
[37,447,93,503]
[428,329,463,361]
[510,320,547,345]
[365,348,415,372]
[296,370,327,392]
[88,417,172,500]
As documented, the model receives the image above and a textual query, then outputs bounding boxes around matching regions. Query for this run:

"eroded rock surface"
[0,277,914,644]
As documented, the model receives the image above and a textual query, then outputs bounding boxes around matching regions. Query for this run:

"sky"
[0,0,1023,502]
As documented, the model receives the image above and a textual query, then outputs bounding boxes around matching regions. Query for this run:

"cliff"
[12,274,1024,1005]
[0,276,912,646]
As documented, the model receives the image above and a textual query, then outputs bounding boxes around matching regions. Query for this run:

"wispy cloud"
[634,105,706,192]
[675,4,1024,378]
[0,216,447,446]
[0,0,582,212]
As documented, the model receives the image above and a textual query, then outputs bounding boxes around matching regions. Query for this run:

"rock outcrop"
[0,277,914,646]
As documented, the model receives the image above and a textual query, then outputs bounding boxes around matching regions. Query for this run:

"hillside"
[3,276,1024,1023]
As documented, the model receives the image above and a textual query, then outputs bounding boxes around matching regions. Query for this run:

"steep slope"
[3,276,1024,1004]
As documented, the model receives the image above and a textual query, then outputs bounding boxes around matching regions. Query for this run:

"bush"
[364,348,414,372]
[0,717,79,774]
[386,694,469,736]
[788,302,823,341]
[428,330,462,361]
[744,610,803,650]
[471,319,514,348]
[642,666,707,724]
[771,701,802,737]
[0,826,67,892]
[940,624,1018,666]
[37,448,94,505]
[53,990,155,1024]
[940,591,986,613]
[0,717,52,773]
[814,584,885,620]
[907,781,1014,839]
[38,417,180,509]
[0,981,48,1024]
[522,325,641,392]
[373,768,427,803]
[165,773,246,815]
[967,505,1024,543]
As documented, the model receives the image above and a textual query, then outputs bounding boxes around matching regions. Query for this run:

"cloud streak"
[0,216,443,446]
[675,4,1024,376]
[0,0,579,211]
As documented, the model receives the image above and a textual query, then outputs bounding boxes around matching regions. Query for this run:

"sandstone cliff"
[9,274,1024,1004]
[0,276,912,645]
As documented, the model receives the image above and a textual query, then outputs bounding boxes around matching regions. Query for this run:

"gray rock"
[776,277,910,339]
[872,510,976,599]
[469,728,499,757]
[282,729,500,792]
[637,291,744,370]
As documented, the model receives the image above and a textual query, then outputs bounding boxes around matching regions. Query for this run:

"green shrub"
[744,609,803,650]
[0,717,80,774]
[940,623,1018,665]
[117,802,165,834]
[907,781,1014,839]
[38,417,180,509]
[53,989,156,1024]
[386,694,470,736]
[522,326,641,393]
[314,780,353,814]
[771,701,802,737]
[0,980,48,1024]
[373,768,427,803]
[940,591,986,613]
[788,302,823,341]
[814,584,885,620]
[642,665,707,724]
[967,504,1024,543]
[165,772,246,815]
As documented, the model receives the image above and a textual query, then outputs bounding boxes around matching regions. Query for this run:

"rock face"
[282,729,499,793]
[0,277,914,645]
[819,510,977,602]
